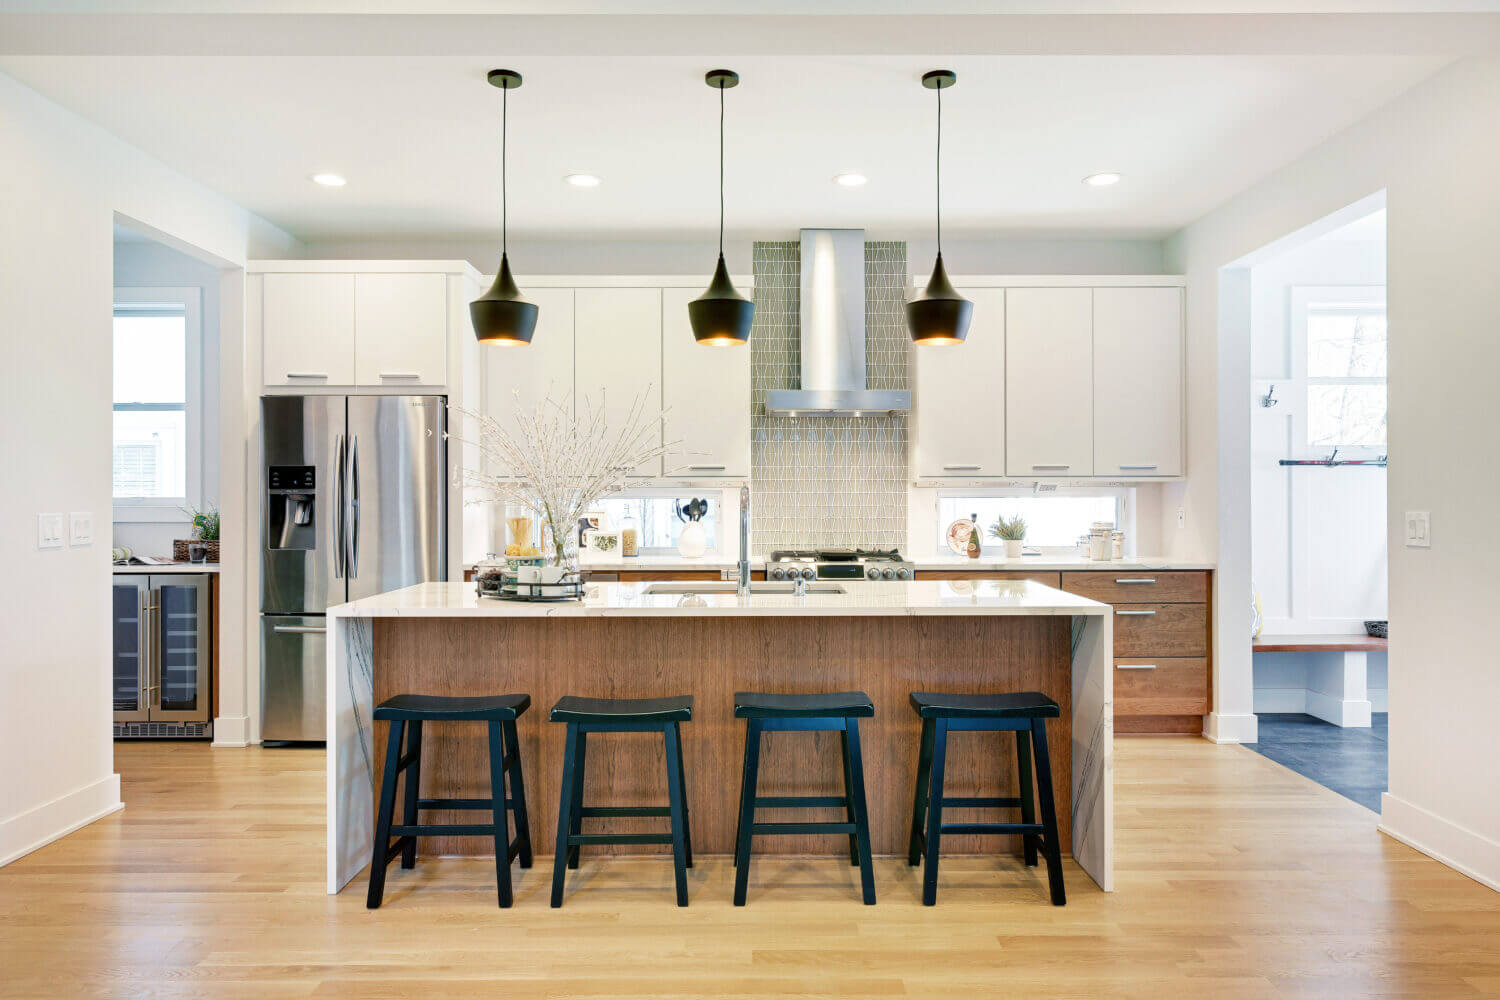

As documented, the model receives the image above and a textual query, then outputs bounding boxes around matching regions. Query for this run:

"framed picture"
[582,529,623,565]
[578,510,607,546]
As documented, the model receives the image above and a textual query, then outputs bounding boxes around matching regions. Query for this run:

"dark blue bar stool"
[548,695,694,907]
[366,693,533,909]
[906,691,1066,906]
[732,691,876,906]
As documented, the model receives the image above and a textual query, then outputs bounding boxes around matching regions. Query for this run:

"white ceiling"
[2,52,1449,242]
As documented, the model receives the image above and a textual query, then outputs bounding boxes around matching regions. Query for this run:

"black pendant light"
[906,69,972,346]
[471,69,539,347]
[689,69,754,346]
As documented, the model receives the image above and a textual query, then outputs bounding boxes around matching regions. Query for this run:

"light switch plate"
[1404,511,1431,548]
[38,512,65,549]
[69,511,93,546]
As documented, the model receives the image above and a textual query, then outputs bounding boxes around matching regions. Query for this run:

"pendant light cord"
[502,83,509,257]
[935,83,943,255]
[718,81,726,258]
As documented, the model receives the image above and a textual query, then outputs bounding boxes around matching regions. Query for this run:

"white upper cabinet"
[911,287,1006,477]
[481,287,575,478]
[353,273,448,387]
[1005,287,1095,477]
[574,287,663,478]
[1092,287,1183,477]
[661,287,752,478]
[262,273,356,386]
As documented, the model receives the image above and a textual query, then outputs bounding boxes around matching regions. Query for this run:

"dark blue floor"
[1248,713,1387,812]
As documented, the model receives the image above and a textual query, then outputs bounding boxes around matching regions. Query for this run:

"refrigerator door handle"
[331,433,346,579]
[348,434,360,578]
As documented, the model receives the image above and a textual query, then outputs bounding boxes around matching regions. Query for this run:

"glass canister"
[621,514,640,558]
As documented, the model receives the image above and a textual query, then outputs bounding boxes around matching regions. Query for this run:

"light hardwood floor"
[1,739,1496,999]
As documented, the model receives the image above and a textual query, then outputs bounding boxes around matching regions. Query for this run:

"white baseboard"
[1204,712,1258,744]
[212,714,250,748]
[0,773,123,868]
[1305,690,1372,728]
[1380,793,1500,892]
[1253,688,1307,714]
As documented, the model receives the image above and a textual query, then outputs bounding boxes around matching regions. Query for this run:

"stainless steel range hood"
[764,229,911,416]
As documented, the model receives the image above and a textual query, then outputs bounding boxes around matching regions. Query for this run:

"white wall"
[1250,229,1387,634]
[112,239,224,555]
[0,69,297,867]
[1164,56,1500,888]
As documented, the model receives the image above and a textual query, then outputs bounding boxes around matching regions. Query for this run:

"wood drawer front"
[916,571,1063,588]
[1114,657,1209,716]
[1113,603,1207,658]
[1061,571,1208,604]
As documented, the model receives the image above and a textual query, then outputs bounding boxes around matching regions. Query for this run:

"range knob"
[800,567,817,580]
[881,568,897,580]
[769,566,786,581]
[896,567,912,580]
[866,566,881,580]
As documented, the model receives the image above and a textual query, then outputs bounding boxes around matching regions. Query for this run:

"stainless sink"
[642,582,847,596]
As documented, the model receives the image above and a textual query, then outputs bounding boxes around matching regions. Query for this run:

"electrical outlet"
[1176,507,1186,528]
[69,511,93,546]
[38,512,65,549]
[1404,511,1431,548]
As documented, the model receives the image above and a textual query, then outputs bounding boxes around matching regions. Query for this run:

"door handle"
[273,624,328,634]
[348,435,360,578]
[942,464,982,471]
[687,464,727,471]
[1032,464,1070,471]
[1119,464,1158,471]
[1116,663,1157,670]
[146,593,161,703]
[285,372,329,380]
[331,433,346,579]
[139,590,153,708]
[1116,609,1157,616]
[378,372,421,381]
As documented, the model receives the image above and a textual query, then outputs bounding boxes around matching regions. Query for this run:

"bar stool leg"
[662,722,690,907]
[567,731,588,870]
[486,721,514,908]
[366,719,405,910]
[921,717,948,906]
[844,719,877,905]
[908,717,935,866]
[1029,717,1067,906]
[839,726,859,865]
[732,719,763,906]
[400,720,423,869]
[502,720,533,868]
[673,721,693,869]
[551,723,580,908]
[1015,729,1038,868]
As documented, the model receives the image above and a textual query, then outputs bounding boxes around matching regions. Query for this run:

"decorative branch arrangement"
[448,389,678,567]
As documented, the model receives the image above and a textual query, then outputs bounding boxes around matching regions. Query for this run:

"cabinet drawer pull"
[273,624,328,634]
[1116,663,1157,670]
[942,464,982,471]
[1119,464,1158,471]
[687,464,727,471]
[379,372,422,380]
[1116,609,1157,616]
[286,372,329,380]
[1114,578,1157,584]
[1032,464,1070,471]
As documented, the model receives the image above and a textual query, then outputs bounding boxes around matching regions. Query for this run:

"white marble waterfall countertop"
[328,580,1111,619]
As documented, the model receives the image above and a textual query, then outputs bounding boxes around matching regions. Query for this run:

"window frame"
[112,286,203,521]
[1290,285,1386,459]
[593,488,725,557]
[931,486,1135,556]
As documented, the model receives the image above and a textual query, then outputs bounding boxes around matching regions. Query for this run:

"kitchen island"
[326,580,1114,894]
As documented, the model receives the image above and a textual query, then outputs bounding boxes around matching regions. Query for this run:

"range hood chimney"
[764,229,911,416]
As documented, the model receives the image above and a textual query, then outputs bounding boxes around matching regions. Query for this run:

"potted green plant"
[990,515,1026,559]
[176,505,220,562]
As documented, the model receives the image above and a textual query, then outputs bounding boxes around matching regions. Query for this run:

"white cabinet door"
[1093,287,1183,477]
[354,273,448,387]
[1006,287,1094,477]
[262,273,355,386]
[661,287,751,478]
[574,287,663,478]
[911,287,1006,477]
[481,287,575,478]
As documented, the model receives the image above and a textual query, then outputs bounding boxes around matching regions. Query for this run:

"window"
[595,495,718,555]
[1294,288,1386,452]
[935,491,1127,555]
[113,288,201,513]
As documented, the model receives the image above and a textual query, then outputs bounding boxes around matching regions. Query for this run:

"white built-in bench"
[1252,634,1389,727]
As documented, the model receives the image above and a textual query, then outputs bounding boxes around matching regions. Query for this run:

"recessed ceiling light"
[834,173,868,187]
[1083,172,1122,187]
[565,173,601,188]
[311,173,346,187]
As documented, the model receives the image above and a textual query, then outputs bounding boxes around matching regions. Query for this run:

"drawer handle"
[1116,609,1157,616]
[1114,578,1156,584]
[1119,464,1158,471]
[687,464,727,471]
[286,372,329,379]
[273,624,327,634]
[1116,663,1157,670]
[942,464,982,471]
[379,372,422,380]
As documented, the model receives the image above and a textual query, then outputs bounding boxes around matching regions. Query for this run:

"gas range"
[766,548,915,582]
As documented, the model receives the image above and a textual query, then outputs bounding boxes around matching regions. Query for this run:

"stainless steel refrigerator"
[260,395,447,742]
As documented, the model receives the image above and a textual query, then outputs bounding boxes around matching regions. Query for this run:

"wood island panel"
[372,614,1072,859]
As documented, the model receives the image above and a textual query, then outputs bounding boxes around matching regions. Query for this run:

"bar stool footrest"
[938,822,1047,836]
[389,823,503,837]
[754,795,849,809]
[578,806,672,819]
[417,797,523,811]
[751,821,857,836]
[567,832,674,846]
[941,796,1023,809]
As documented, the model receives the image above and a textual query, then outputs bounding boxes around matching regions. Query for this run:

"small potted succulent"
[990,515,1027,559]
